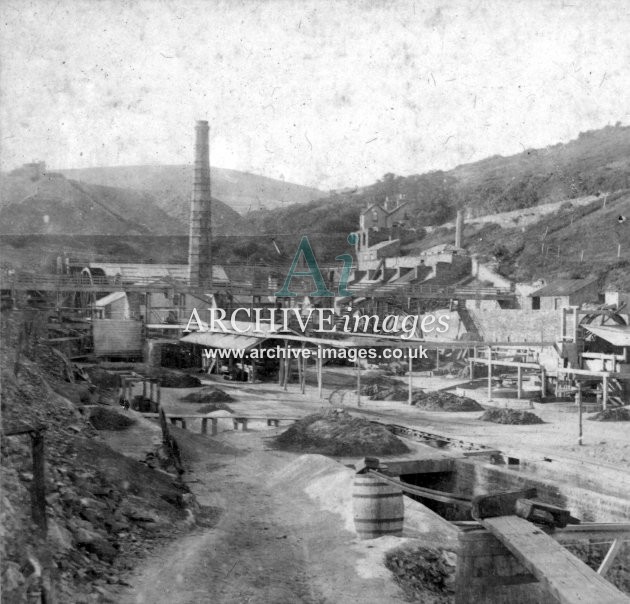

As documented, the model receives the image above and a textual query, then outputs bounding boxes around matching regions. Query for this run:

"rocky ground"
[0,315,199,603]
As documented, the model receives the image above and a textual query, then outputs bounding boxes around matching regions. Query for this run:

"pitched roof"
[529,278,597,298]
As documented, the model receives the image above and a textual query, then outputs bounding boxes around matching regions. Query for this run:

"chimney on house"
[455,210,464,248]
[188,121,213,288]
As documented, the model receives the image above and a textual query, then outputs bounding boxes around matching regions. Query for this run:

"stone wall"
[467,309,560,342]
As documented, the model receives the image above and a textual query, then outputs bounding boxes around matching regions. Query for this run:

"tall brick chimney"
[188,121,212,288]
[455,210,464,248]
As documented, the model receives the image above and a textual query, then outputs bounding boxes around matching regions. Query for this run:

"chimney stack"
[455,210,464,248]
[188,121,213,288]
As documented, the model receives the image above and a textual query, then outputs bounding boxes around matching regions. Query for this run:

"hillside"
[59,165,324,217]
[412,190,630,290]
[242,123,630,264]
[0,169,245,236]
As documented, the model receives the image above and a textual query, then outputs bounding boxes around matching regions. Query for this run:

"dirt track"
[119,428,406,604]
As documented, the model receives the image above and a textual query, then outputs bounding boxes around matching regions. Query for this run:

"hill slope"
[59,165,324,217]
[243,123,630,263]
[415,190,630,290]
[0,170,245,236]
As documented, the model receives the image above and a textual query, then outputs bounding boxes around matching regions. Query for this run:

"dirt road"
[119,428,405,604]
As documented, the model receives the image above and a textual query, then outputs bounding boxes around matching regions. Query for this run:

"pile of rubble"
[361,378,483,411]
[384,543,456,603]
[411,391,483,412]
[479,409,544,425]
[274,409,410,456]
[588,407,630,422]
[96,362,202,388]
[180,386,234,403]
[1,327,192,603]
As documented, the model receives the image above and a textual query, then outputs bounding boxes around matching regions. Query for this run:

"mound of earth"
[84,366,121,389]
[385,543,456,603]
[180,386,234,403]
[479,408,543,425]
[360,376,411,401]
[93,363,202,388]
[273,409,410,456]
[197,402,234,414]
[411,391,483,411]
[588,407,630,422]
[146,369,201,388]
[88,407,136,430]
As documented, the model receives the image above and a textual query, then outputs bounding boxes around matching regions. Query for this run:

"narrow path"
[120,430,405,604]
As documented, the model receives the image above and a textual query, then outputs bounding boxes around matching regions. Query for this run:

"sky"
[1,0,630,190]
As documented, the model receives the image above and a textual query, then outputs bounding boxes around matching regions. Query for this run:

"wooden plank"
[31,431,47,535]
[482,515,630,604]
[368,470,472,507]
[598,540,623,577]
[471,357,541,369]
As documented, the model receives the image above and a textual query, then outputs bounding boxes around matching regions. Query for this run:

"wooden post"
[142,379,147,399]
[30,430,47,535]
[598,539,622,576]
[436,349,440,371]
[541,367,546,398]
[278,345,284,386]
[517,366,522,399]
[577,386,583,446]
[356,357,361,407]
[602,375,608,410]
[211,418,218,436]
[408,352,413,405]
[487,347,493,401]
[156,382,161,406]
[317,345,323,400]
[297,343,303,393]
[580,250,584,263]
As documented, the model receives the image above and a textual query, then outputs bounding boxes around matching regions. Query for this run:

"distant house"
[529,278,599,310]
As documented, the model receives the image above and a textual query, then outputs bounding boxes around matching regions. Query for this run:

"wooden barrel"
[352,474,404,539]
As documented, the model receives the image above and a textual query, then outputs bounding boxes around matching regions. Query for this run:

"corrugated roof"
[180,331,262,350]
[583,325,630,347]
[529,278,597,298]
[89,263,228,283]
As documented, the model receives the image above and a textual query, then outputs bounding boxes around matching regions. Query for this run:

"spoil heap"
[88,407,136,431]
[274,409,410,456]
[384,543,456,603]
[588,407,630,422]
[180,386,234,403]
[1,315,192,603]
[479,409,544,424]
[411,391,483,412]
[96,362,202,388]
[361,378,483,411]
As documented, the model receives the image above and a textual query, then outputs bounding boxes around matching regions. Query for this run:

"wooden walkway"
[141,412,300,435]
